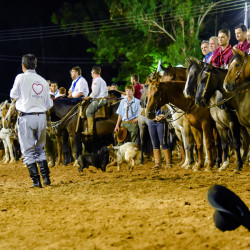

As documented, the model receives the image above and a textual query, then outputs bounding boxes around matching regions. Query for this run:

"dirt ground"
[0,156,250,250]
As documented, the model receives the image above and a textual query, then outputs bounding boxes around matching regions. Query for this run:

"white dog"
[108,142,140,171]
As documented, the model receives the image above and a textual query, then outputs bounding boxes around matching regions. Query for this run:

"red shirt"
[212,45,233,68]
[236,39,250,52]
[133,83,143,99]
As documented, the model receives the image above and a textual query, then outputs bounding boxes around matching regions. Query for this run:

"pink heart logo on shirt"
[32,83,43,95]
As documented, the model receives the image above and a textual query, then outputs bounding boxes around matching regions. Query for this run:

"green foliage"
[52,0,217,83]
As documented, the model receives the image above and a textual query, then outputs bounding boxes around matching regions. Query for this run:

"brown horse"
[145,75,218,171]
[224,48,250,91]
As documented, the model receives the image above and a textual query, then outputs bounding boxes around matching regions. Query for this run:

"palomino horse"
[223,48,250,92]
[184,60,246,171]
[195,63,249,171]
[145,75,218,171]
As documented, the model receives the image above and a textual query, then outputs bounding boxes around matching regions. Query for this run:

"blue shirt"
[116,96,140,121]
[203,51,213,63]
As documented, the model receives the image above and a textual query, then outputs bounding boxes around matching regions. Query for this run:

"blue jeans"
[148,120,169,150]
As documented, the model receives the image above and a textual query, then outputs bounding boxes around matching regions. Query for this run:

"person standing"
[10,54,53,188]
[115,85,140,145]
[131,74,143,100]
[234,23,250,52]
[201,40,212,63]
[211,29,233,69]
[82,66,108,136]
[68,66,89,98]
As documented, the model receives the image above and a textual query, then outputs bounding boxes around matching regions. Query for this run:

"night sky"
[0,0,114,102]
[0,0,247,102]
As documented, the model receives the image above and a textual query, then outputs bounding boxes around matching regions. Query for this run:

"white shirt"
[69,76,89,98]
[90,76,108,98]
[10,70,53,113]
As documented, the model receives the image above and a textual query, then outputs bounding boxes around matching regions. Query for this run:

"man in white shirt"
[82,66,108,136]
[68,66,89,98]
[10,54,53,188]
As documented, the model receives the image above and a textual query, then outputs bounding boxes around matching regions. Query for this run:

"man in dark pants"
[10,54,53,188]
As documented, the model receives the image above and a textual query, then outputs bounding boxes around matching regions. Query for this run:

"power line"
[0,0,245,39]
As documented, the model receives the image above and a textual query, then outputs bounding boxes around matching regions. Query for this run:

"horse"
[195,63,249,170]
[223,48,250,92]
[184,60,246,171]
[145,75,219,171]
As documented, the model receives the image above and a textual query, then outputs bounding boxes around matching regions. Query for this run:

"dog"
[77,146,109,172]
[108,142,140,171]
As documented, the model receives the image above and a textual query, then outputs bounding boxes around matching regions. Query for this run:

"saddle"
[78,102,111,120]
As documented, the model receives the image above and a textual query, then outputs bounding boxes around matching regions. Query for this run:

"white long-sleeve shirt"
[10,70,53,113]
[69,76,89,97]
[90,76,108,98]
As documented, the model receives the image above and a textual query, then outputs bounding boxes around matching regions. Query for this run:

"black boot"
[38,160,51,186]
[27,163,42,188]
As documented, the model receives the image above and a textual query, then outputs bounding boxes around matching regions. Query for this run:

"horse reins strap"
[201,71,211,98]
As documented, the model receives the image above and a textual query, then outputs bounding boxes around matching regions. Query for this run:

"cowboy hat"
[115,126,127,143]
[207,185,250,231]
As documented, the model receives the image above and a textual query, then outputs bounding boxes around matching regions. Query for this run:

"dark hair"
[131,74,139,82]
[92,66,101,75]
[235,23,247,32]
[218,29,231,37]
[125,84,134,92]
[111,83,118,87]
[22,54,37,70]
[71,66,82,76]
[201,40,209,45]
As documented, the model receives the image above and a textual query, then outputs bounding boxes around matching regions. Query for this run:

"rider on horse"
[82,66,108,136]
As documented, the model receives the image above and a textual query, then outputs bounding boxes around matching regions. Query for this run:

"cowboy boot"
[163,149,173,168]
[27,162,42,188]
[153,149,161,168]
[38,160,51,186]
[82,117,94,136]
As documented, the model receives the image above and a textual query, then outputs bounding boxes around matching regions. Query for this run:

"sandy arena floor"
[0,157,250,250]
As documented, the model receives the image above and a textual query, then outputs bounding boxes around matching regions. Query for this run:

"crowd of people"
[9,22,249,188]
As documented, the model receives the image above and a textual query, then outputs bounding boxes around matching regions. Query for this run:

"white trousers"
[17,114,47,165]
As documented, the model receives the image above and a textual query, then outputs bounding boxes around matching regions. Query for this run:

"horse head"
[195,62,214,107]
[183,58,204,98]
[5,99,17,128]
[224,48,249,92]
[145,75,163,119]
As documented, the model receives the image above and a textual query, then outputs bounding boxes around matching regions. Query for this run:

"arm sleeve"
[10,75,21,99]
[116,101,123,116]
[90,80,100,98]
[45,84,53,110]
[82,78,89,97]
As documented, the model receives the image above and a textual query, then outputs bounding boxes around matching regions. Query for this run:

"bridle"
[234,54,248,84]
[201,70,211,101]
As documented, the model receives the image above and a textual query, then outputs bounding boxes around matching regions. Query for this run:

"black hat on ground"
[207,184,250,232]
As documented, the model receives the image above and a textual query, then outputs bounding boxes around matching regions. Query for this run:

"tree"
[52,0,225,83]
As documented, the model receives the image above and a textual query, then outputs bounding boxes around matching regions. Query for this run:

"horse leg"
[240,126,250,163]
[230,121,243,172]
[217,127,230,172]
[213,128,222,169]
[2,139,9,163]
[202,122,215,171]
[55,135,63,165]
[6,136,15,163]
[139,121,146,165]
[183,120,194,169]
[190,127,204,171]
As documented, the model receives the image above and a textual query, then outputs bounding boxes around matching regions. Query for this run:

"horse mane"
[53,97,83,105]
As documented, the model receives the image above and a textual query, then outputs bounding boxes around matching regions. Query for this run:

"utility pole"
[244,2,248,29]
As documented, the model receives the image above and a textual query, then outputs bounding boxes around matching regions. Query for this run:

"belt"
[19,112,46,117]
[122,120,137,124]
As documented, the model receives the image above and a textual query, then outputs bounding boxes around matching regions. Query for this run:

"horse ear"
[168,63,173,69]
[161,63,167,71]
[193,57,201,65]
[186,58,191,65]
[234,47,245,57]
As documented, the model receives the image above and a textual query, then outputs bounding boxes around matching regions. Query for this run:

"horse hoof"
[204,166,211,172]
